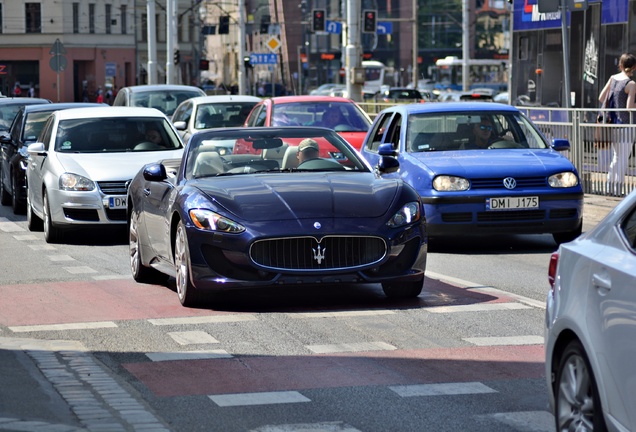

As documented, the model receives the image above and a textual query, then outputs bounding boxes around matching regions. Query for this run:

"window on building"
[0,4,3,34]
[106,4,111,34]
[156,14,164,42]
[73,3,79,33]
[25,3,41,33]
[89,3,95,34]
[121,5,127,34]
[141,13,147,42]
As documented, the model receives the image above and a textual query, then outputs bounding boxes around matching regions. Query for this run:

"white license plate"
[486,196,539,210]
[107,196,127,209]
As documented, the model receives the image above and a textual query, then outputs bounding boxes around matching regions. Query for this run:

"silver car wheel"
[174,223,189,303]
[43,191,63,243]
[129,213,142,278]
[555,341,602,432]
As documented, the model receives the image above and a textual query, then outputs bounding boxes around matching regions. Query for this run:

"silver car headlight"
[387,201,421,228]
[189,209,245,233]
[548,172,579,188]
[59,173,95,191]
[433,175,470,191]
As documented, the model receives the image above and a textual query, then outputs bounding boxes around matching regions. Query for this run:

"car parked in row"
[244,96,372,150]
[546,189,636,432]
[26,106,184,243]
[113,84,206,117]
[381,87,428,103]
[0,102,103,214]
[127,126,427,306]
[359,102,584,244]
[0,97,51,133]
[171,95,261,143]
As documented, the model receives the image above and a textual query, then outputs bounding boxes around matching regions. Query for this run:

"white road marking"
[306,341,396,354]
[28,244,56,251]
[145,350,232,362]
[148,315,258,325]
[481,411,555,432]
[92,274,131,280]
[0,218,25,232]
[47,254,76,262]
[210,391,311,407]
[464,335,544,346]
[390,382,497,397]
[426,303,531,313]
[168,330,219,345]
[290,310,395,318]
[249,421,361,431]
[426,271,546,310]
[63,266,98,274]
[12,234,39,241]
[9,321,118,333]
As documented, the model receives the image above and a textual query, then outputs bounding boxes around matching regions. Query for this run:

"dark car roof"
[0,98,51,105]
[387,101,518,115]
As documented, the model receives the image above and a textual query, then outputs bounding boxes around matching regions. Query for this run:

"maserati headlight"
[433,175,470,191]
[59,173,95,191]
[387,201,421,228]
[189,209,245,233]
[548,172,579,188]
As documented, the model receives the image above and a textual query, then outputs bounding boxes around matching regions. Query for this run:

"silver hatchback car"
[26,106,184,243]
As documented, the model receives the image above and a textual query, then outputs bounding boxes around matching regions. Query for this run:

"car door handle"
[592,272,611,293]
[143,188,150,196]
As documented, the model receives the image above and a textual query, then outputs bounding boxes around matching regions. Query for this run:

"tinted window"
[621,206,636,249]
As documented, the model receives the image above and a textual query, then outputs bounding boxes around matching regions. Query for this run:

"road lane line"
[306,341,397,354]
[389,382,497,397]
[464,335,544,346]
[145,350,233,362]
[426,271,546,309]
[290,310,395,318]
[9,321,118,332]
[168,331,219,345]
[426,303,531,313]
[209,391,311,407]
[148,315,258,325]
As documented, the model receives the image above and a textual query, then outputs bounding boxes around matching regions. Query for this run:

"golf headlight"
[59,173,95,191]
[433,175,470,191]
[548,172,579,188]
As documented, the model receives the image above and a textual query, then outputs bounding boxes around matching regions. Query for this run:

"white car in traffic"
[26,106,184,243]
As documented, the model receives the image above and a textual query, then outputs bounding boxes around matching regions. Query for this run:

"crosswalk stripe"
[389,382,497,397]
[145,350,232,362]
[9,321,118,332]
[306,341,396,354]
[426,303,531,313]
[464,335,544,346]
[0,218,25,232]
[63,266,98,274]
[168,331,219,345]
[482,411,555,432]
[148,315,258,325]
[209,391,311,407]
[12,234,39,240]
[47,254,76,262]
[290,310,395,318]
[246,422,361,431]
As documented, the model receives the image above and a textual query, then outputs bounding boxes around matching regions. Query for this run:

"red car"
[243,96,372,150]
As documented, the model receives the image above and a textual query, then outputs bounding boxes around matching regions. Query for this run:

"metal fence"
[358,103,636,198]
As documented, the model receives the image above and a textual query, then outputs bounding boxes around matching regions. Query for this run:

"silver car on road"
[26,106,184,243]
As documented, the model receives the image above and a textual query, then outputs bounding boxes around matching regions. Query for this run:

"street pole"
[560,0,571,108]
[166,0,176,84]
[146,0,158,84]
[412,0,418,89]
[462,0,469,91]
[238,0,246,94]
[346,0,362,102]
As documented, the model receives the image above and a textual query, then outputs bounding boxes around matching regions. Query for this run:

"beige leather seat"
[281,145,299,169]
[262,143,289,167]
[193,151,225,177]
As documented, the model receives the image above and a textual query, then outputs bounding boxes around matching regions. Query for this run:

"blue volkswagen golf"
[360,102,584,244]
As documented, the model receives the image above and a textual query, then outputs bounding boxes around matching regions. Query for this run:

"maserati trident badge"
[312,244,326,264]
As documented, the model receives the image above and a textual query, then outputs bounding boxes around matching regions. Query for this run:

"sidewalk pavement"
[0,193,624,432]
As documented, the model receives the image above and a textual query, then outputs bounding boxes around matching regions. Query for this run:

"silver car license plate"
[107,196,127,209]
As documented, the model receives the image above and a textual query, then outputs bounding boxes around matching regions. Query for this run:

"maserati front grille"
[250,235,387,271]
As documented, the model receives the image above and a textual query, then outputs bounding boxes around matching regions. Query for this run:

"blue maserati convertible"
[360,102,584,244]
[127,127,427,306]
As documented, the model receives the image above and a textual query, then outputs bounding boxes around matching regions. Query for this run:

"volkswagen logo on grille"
[503,177,517,189]
[313,222,321,230]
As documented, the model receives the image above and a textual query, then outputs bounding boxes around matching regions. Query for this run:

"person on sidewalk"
[598,53,636,196]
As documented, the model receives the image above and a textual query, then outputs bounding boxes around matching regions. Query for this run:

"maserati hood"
[192,172,402,221]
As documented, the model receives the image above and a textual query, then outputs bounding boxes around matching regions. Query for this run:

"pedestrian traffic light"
[173,49,180,65]
[244,55,252,69]
[199,59,209,70]
[312,9,326,32]
[219,15,230,34]
[363,10,377,33]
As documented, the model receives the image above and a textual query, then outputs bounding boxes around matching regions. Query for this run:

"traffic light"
[199,59,209,70]
[260,15,271,34]
[362,10,377,33]
[173,49,180,65]
[312,9,326,32]
[218,15,230,34]
[244,56,252,69]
